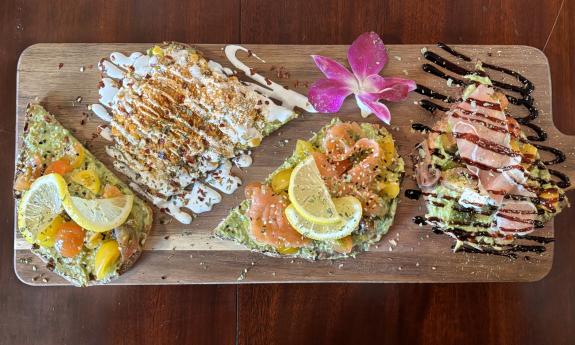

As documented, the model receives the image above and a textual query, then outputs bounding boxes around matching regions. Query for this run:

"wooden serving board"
[15,43,575,285]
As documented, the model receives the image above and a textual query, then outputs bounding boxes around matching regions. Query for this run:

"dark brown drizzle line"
[408,43,571,257]
[416,43,543,141]
[414,43,569,188]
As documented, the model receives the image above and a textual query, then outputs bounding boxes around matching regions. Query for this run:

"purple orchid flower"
[308,32,416,124]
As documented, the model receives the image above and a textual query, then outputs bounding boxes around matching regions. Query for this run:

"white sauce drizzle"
[98,78,120,107]
[128,182,193,224]
[186,182,222,214]
[92,44,314,223]
[89,103,113,122]
[233,152,252,168]
[99,126,113,141]
[98,59,126,79]
[204,161,242,194]
[224,45,317,113]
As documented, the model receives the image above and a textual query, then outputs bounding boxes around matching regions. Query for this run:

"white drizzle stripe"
[224,45,317,113]
[92,44,312,223]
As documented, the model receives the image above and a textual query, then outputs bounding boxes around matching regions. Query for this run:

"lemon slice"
[288,156,341,225]
[17,173,68,242]
[62,195,134,233]
[285,196,362,240]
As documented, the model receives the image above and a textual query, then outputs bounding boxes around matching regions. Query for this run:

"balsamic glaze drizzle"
[548,169,571,189]
[414,84,457,103]
[405,189,423,200]
[517,120,548,142]
[422,43,542,130]
[410,43,570,258]
[415,42,569,186]
[532,144,566,165]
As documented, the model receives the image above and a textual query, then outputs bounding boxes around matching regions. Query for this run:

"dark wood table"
[1,1,573,344]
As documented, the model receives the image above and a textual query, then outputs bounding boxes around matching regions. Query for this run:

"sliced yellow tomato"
[380,135,396,165]
[522,143,538,157]
[276,246,299,255]
[69,143,85,169]
[94,240,121,280]
[332,236,354,254]
[271,168,293,193]
[36,215,64,248]
[294,140,316,158]
[71,169,101,194]
[150,45,164,56]
[510,140,521,153]
[381,181,400,199]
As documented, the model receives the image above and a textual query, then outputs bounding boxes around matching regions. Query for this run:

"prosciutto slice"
[447,84,537,234]
[496,199,538,234]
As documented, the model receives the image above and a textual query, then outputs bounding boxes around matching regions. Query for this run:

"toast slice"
[214,119,404,260]
[14,103,153,286]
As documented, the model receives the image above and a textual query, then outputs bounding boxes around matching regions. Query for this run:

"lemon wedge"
[17,173,68,242]
[62,195,133,233]
[285,196,362,240]
[288,156,341,225]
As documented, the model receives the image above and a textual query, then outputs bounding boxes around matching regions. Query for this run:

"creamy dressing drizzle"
[224,45,317,113]
[91,44,315,223]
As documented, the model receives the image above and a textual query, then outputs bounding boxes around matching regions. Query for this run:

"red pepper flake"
[58,63,64,69]
[249,68,256,76]
[276,66,290,79]
[247,50,253,57]
[265,78,272,86]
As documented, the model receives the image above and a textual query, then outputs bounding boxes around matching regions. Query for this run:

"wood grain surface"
[1,0,574,344]
[15,43,572,286]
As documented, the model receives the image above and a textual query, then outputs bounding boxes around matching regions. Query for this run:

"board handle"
[537,125,575,191]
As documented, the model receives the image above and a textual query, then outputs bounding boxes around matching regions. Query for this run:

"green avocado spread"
[214,118,404,260]
[15,104,153,286]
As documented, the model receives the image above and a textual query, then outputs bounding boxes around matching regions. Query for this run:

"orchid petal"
[362,75,417,99]
[356,92,392,124]
[311,55,357,88]
[348,32,388,81]
[308,78,354,113]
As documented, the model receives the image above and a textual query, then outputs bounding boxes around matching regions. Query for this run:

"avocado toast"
[14,103,153,286]
[413,82,568,253]
[215,119,404,260]
[93,42,306,224]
